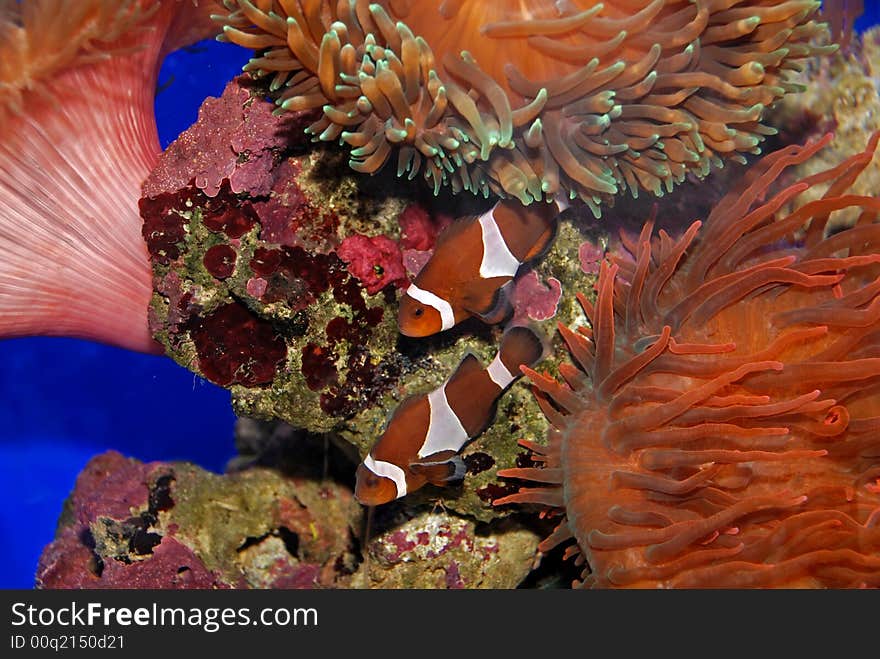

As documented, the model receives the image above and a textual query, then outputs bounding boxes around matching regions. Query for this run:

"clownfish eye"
[413,307,424,317]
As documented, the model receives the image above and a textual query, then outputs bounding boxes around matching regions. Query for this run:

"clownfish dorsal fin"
[434,214,477,248]
[491,198,562,263]
[449,352,483,383]
[409,453,467,485]
[383,393,422,426]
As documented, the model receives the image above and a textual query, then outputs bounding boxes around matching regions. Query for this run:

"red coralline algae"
[250,246,333,309]
[251,159,340,250]
[268,563,323,589]
[249,246,283,277]
[398,203,453,251]
[301,343,338,391]
[140,192,189,265]
[98,536,228,590]
[511,269,563,324]
[246,277,268,298]
[497,134,880,588]
[464,452,496,475]
[203,244,237,279]
[188,303,287,388]
[337,234,407,295]
[373,518,481,566]
[202,200,258,238]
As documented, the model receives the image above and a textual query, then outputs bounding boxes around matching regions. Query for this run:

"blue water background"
[0,4,878,590]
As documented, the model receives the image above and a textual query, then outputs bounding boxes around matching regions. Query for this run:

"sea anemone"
[495,132,880,588]
[0,0,220,353]
[217,0,833,214]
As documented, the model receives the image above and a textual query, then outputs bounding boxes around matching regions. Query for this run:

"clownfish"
[354,326,544,506]
[398,197,566,337]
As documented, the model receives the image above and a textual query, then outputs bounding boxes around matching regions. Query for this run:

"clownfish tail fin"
[498,325,544,379]
[522,209,561,263]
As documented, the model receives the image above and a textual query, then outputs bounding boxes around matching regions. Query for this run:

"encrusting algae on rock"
[36,427,542,589]
[139,74,602,521]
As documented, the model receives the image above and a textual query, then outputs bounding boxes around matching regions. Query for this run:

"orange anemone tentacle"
[498,132,880,588]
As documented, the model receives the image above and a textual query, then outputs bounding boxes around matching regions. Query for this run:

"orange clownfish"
[398,197,566,337]
[354,326,544,506]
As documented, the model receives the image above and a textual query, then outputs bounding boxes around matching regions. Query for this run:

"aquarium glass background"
[0,2,878,589]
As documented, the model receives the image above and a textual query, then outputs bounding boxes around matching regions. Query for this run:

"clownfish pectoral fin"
[472,280,514,326]
[409,454,467,486]
[462,278,513,325]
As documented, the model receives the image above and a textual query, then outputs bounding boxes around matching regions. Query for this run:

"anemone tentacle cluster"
[218,0,833,215]
[494,133,880,587]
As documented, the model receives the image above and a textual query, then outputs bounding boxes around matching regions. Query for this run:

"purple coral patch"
[98,536,228,589]
[511,269,562,323]
[142,76,314,199]
[445,561,465,589]
[188,302,287,387]
[578,240,605,275]
[69,451,154,524]
[36,452,230,590]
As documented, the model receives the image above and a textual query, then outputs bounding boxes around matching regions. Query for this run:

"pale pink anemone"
[0,0,221,353]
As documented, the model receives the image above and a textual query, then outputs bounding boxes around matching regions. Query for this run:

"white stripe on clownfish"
[478,205,521,279]
[363,454,408,499]
[418,384,469,458]
[405,283,456,331]
[486,351,516,389]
